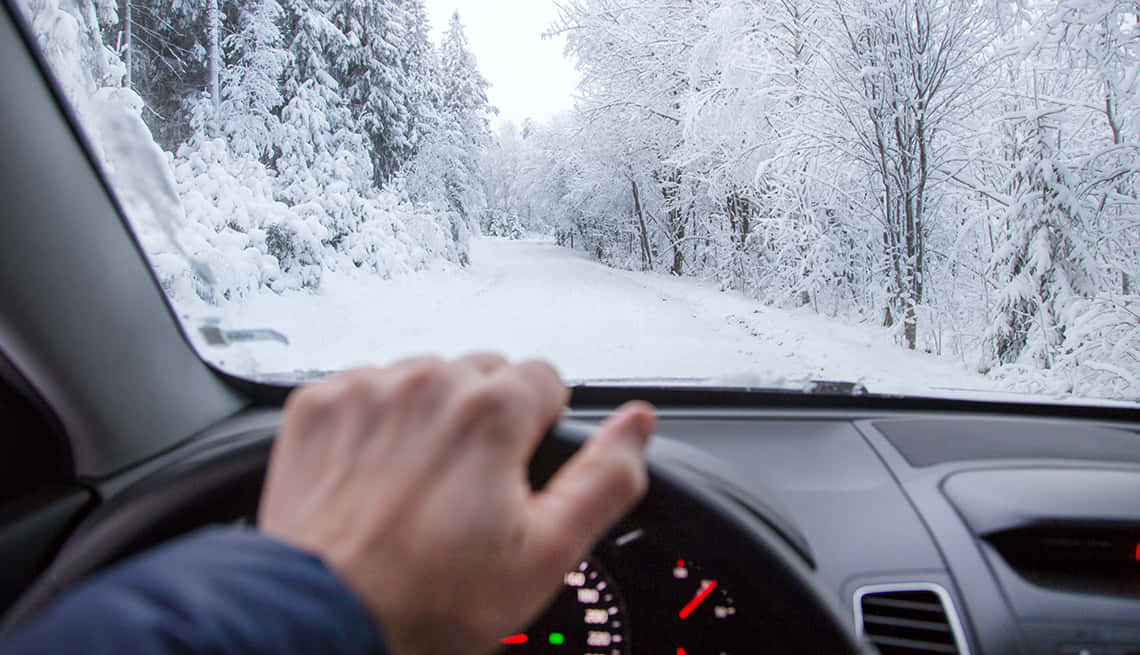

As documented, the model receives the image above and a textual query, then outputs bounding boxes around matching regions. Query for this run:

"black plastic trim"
[0,485,94,612]
[1,420,869,654]
[0,1,245,476]
[220,374,1140,421]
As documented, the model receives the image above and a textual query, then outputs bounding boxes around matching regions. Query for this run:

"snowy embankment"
[190,237,1010,399]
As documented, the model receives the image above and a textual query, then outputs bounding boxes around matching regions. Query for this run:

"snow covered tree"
[218,0,288,161]
[822,0,988,349]
[406,11,492,244]
[556,0,700,275]
[322,0,435,185]
[981,76,1097,373]
[1037,0,1140,296]
[106,0,219,149]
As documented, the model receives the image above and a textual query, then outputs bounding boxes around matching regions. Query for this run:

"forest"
[19,0,492,299]
[483,0,1140,399]
[14,0,1140,400]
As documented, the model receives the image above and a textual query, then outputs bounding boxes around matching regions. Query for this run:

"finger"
[511,360,570,459]
[385,354,448,371]
[450,360,566,453]
[454,352,510,374]
[523,402,656,571]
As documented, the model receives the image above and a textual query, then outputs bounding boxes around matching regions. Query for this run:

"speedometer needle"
[678,580,717,619]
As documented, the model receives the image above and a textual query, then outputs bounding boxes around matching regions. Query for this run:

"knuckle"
[455,376,530,430]
[283,383,339,429]
[389,358,447,403]
[458,381,514,419]
[390,354,444,370]
[464,351,508,369]
[338,370,385,407]
[519,359,562,386]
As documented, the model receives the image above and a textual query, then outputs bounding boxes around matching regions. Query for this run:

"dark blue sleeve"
[0,528,386,655]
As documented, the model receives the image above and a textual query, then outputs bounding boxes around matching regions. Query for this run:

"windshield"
[12,0,1140,405]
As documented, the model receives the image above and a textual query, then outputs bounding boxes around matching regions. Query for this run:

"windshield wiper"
[570,376,871,396]
[801,380,870,396]
[199,324,289,347]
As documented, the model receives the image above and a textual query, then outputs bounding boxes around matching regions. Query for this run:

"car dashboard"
[8,402,1140,655]
[543,406,1140,655]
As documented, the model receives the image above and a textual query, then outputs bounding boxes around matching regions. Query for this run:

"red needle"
[678,580,717,619]
[501,634,528,645]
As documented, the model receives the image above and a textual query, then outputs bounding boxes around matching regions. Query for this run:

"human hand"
[258,355,655,655]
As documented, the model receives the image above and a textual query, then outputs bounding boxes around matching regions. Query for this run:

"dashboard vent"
[856,585,968,655]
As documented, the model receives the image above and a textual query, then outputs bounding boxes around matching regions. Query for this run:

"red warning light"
[1135,542,1140,562]
[501,634,527,645]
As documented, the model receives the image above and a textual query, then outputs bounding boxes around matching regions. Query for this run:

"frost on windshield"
[13,0,1140,403]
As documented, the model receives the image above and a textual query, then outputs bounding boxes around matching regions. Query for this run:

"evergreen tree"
[983,110,1096,371]
[406,12,491,233]
[218,0,289,161]
[324,0,432,185]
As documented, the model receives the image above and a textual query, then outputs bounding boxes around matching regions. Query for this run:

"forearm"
[0,529,385,655]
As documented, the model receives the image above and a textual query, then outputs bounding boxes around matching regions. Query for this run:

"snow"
[14,0,1140,404]
[197,237,1000,397]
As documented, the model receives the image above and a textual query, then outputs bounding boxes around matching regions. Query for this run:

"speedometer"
[663,557,739,655]
[498,557,629,654]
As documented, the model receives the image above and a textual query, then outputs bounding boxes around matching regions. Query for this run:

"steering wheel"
[1,420,870,653]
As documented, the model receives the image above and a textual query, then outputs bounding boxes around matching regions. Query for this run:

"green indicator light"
[548,633,565,646]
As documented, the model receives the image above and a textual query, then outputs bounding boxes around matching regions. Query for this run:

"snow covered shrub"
[172,135,303,300]
[338,188,461,277]
[17,0,124,131]
[264,220,324,289]
[482,209,525,240]
[1061,296,1140,398]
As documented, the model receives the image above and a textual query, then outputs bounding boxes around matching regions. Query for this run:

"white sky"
[424,0,579,127]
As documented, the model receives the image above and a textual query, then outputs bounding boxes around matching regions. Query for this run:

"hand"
[257,355,656,655]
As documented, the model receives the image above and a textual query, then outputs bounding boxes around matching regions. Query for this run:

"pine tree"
[435,12,491,219]
[984,110,1096,371]
[323,0,433,185]
[404,11,492,257]
[218,0,289,161]
[111,0,215,149]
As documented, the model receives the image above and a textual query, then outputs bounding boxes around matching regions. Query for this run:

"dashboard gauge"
[498,557,629,655]
[665,558,739,655]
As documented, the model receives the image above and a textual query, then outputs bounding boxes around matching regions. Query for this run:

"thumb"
[524,402,656,575]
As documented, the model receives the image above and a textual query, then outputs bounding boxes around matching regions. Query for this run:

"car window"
[11,0,1140,407]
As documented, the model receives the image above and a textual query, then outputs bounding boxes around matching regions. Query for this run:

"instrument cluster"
[497,520,750,655]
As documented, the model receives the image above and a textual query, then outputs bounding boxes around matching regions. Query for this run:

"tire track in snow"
[216,237,997,397]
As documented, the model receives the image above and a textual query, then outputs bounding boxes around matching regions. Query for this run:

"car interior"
[3,1,1140,654]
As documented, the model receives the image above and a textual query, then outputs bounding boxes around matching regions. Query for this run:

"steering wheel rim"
[1,420,869,654]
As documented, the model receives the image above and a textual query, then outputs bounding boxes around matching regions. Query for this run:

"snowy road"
[208,237,994,396]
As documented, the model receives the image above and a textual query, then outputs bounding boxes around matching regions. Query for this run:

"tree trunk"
[123,0,132,88]
[631,179,653,270]
[207,0,221,111]
[671,218,685,276]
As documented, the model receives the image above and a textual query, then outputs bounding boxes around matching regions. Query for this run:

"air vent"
[855,584,969,655]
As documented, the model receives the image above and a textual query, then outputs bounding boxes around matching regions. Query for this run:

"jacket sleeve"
[0,528,386,655]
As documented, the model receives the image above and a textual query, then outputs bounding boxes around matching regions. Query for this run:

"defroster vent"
[855,584,969,655]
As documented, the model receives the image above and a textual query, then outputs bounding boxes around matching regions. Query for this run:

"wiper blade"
[199,325,289,347]
[254,369,331,385]
[570,376,871,396]
[800,380,870,396]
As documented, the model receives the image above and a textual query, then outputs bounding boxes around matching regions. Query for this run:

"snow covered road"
[207,237,995,396]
